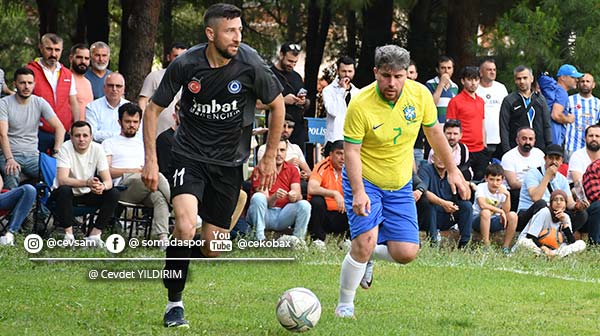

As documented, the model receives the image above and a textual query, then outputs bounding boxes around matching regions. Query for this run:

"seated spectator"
[0,67,66,189]
[50,121,120,247]
[103,103,170,244]
[85,72,129,143]
[568,124,600,186]
[0,175,36,246]
[471,164,517,253]
[427,118,473,181]
[501,127,545,211]
[582,158,600,245]
[514,190,586,257]
[257,113,311,181]
[418,152,473,248]
[517,144,588,232]
[414,171,435,242]
[307,140,349,247]
[247,139,311,243]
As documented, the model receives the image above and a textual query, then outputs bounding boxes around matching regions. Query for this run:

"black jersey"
[152,43,282,167]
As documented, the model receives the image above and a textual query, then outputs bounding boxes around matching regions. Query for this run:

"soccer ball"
[276,287,321,332]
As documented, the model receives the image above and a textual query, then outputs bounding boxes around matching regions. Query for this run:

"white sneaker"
[158,235,170,251]
[277,234,304,249]
[339,239,352,251]
[0,234,14,246]
[64,233,75,243]
[556,240,586,257]
[312,239,326,250]
[85,235,105,248]
[334,305,355,318]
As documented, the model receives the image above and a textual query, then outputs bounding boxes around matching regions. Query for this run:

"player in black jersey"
[142,3,285,328]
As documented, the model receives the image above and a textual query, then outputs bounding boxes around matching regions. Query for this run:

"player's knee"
[480,209,492,219]
[390,245,419,264]
[202,246,221,258]
[350,238,376,262]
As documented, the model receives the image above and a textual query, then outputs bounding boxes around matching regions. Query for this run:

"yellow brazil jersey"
[344,80,437,190]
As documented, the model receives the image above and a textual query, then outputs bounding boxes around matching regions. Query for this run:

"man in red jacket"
[27,33,79,155]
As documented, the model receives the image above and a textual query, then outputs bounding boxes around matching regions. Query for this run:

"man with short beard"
[499,65,552,155]
[0,67,65,189]
[269,42,309,147]
[564,73,600,161]
[517,144,587,232]
[26,33,79,155]
[568,124,600,186]
[85,41,112,99]
[501,127,545,211]
[102,103,170,246]
[69,43,94,120]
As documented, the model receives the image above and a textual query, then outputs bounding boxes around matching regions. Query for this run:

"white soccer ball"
[276,287,321,332]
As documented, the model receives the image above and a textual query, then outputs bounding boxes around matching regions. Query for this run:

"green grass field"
[1,238,599,335]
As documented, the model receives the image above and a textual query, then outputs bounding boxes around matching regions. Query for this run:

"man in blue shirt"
[517,144,588,231]
[418,152,473,248]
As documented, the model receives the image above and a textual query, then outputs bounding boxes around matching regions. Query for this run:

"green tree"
[0,2,38,85]
[483,0,600,88]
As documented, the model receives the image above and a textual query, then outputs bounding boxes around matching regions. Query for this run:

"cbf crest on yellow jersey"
[344,79,437,190]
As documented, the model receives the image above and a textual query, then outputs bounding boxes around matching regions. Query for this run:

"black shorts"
[168,152,243,229]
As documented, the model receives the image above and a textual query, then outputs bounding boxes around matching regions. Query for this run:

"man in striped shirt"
[425,56,458,124]
[564,73,600,162]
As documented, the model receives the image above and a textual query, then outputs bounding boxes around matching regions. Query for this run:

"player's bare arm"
[142,100,165,192]
[344,141,369,216]
[256,94,284,191]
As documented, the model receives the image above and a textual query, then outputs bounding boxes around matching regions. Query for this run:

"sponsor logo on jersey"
[190,99,241,120]
[228,80,241,94]
[188,80,201,94]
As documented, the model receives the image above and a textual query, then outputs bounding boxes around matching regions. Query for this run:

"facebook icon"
[106,234,126,254]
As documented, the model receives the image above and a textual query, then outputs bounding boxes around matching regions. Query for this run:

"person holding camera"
[322,56,359,153]
[269,42,309,148]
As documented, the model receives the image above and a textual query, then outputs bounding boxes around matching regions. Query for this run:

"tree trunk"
[346,9,357,59]
[84,0,109,44]
[161,0,175,68]
[446,0,480,79]
[305,0,332,118]
[73,3,87,44]
[408,0,437,83]
[36,0,58,36]
[354,0,394,88]
[119,0,161,101]
[286,2,300,43]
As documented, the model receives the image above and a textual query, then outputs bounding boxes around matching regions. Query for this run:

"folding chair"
[117,200,154,240]
[35,153,100,237]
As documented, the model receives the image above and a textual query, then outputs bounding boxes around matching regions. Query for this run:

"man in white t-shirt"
[138,43,187,136]
[257,113,311,180]
[103,103,170,244]
[50,121,120,247]
[501,127,545,211]
[476,59,508,159]
[568,125,600,186]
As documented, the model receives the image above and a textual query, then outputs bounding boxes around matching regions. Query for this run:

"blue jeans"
[585,201,600,244]
[0,153,39,189]
[434,199,473,246]
[0,184,36,233]
[247,193,311,241]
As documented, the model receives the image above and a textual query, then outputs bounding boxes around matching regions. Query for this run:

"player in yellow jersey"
[335,45,471,318]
